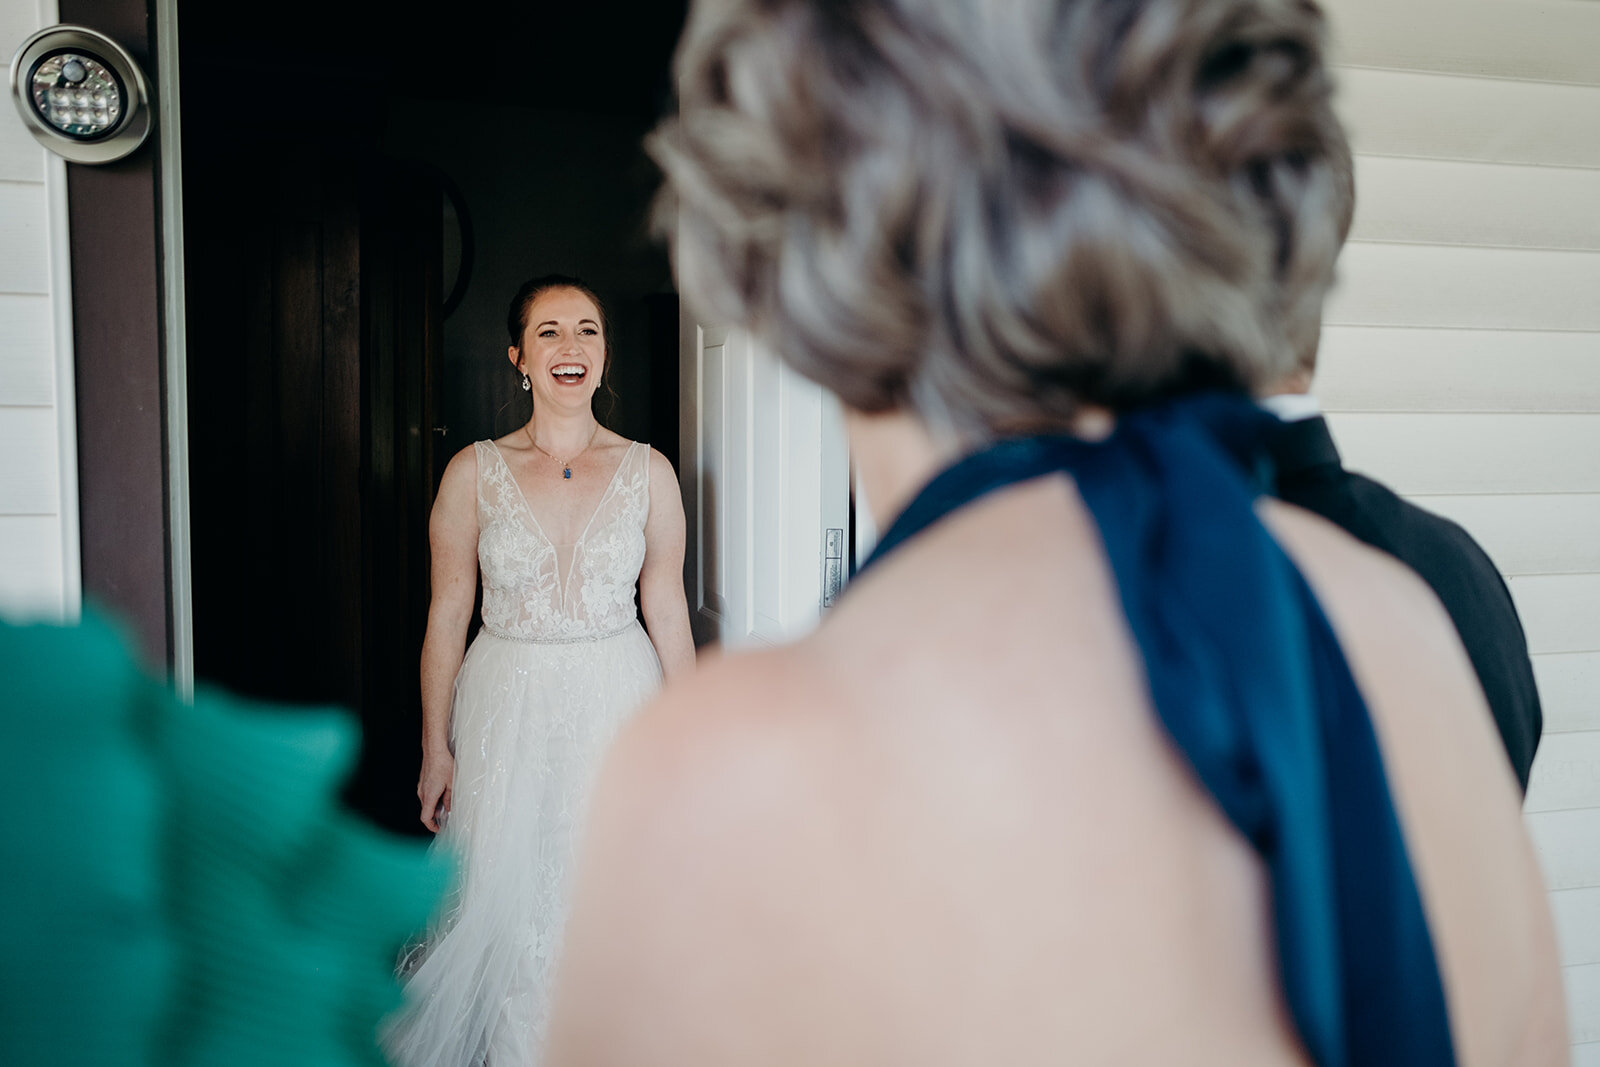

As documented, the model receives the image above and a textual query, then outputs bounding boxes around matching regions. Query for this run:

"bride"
[383,275,695,1066]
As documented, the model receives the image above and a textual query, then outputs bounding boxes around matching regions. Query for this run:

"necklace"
[525,421,600,480]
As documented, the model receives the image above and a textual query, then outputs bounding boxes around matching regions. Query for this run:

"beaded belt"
[480,620,636,645]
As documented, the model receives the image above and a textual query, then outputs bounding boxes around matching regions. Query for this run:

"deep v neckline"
[488,438,637,550]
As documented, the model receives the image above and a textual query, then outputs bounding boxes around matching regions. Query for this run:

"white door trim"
[155,0,194,697]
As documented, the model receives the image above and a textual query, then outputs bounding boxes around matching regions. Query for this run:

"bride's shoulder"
[644,445,681,488]
[587,428,648,469]
[439,441,488,487]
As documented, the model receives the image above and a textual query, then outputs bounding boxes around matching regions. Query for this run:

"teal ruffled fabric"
[1,611,451,1067]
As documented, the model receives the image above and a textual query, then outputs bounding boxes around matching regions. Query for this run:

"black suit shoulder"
[1272,419,1543,791]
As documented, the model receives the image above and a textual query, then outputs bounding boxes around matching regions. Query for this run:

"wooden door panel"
[185,146,440,834]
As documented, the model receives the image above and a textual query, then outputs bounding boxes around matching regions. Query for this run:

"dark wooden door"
[185,147,441,835]
[349,166,442,833]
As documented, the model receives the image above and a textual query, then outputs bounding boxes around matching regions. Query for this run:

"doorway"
[177,0,688,835]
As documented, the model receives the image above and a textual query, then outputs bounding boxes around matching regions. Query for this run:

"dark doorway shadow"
[178,0,688,836]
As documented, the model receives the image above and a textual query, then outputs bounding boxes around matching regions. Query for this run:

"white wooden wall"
[0,0,76,624]
[1318,0,1600,1055]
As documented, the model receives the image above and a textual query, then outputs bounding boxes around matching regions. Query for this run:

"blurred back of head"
[652,0,1354,434]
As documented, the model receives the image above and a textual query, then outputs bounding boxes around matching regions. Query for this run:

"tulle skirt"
[382,622,662,1066]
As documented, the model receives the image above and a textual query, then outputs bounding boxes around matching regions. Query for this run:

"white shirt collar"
[1258,393,1323,423]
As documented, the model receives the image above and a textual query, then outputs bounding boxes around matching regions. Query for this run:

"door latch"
[823,528,845,609]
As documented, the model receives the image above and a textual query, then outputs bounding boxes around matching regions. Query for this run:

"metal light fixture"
[9,25,152,164]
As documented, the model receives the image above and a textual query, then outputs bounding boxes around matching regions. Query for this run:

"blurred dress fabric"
[0,611,449,1067]
[383,439,663,1067]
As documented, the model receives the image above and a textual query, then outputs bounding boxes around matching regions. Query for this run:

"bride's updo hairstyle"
[650,0,1351,434]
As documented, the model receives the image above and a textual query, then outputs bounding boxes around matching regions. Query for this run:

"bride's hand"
[418,749,454,833]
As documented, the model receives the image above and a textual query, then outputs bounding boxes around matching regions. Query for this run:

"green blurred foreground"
[0,611,450,1066]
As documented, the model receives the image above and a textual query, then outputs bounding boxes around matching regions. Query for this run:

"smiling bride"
[382,275,696,1067]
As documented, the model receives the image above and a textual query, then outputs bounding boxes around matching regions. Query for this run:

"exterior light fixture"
[9,25,152,164]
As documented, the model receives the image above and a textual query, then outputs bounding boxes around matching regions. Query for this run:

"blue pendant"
[563,467,572,479]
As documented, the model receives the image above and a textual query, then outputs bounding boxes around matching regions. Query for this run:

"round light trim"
[9,26,151,164]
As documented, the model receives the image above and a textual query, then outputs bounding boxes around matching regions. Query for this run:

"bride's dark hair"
[506,274,611,350]
[650,0,1351,434]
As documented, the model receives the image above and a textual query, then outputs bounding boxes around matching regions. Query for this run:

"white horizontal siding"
[1416,495,1600,576]
[0,0,44,87]
[1509,574,1600,655]
[0,111,43,183]
[1351,155,1600,251]
[1326,243,1600,332]
[1539,653,1600,734]
[0,405,60,514]
[0,180,49,295]
[1554,887,1600,967]
[0,513,63,619]
[0,0,74,624]
[1317,328,1600,414]
[0,292,54,405]
[1325,0,1600,86]
[1527,731,1600,813]
[1572,964,1600,1044]
[1337,67,1600,168]
[1526,808,1600,890]
[1320,7,1600,1049]
[1325,413,1600,495]
[0,0,45,184]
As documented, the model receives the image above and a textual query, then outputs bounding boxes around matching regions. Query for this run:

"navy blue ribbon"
[857,393,1454,1067]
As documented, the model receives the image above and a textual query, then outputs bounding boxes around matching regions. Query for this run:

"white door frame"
[679,314,850,649]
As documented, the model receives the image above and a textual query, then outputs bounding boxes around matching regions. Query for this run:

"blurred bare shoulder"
[547,640,853,1066]
[611,644,830,815]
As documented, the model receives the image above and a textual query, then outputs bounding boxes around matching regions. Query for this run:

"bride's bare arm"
[639,448,696,679]
[417,445,480,832]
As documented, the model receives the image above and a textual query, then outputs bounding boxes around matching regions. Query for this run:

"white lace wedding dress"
[383,439,663,1067]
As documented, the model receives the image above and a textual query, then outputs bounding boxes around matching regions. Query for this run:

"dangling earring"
[520,374,531,391]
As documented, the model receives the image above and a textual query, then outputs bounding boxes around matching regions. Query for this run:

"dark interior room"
[179,0,689,835]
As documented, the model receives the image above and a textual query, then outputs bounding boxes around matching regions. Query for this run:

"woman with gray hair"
[546,1,1566,1065]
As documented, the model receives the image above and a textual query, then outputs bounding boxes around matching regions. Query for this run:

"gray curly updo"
[650,0,1352,433]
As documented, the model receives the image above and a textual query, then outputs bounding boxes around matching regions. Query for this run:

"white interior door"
[679,314,851,650]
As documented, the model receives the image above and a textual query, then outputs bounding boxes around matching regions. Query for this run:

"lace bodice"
[474,439,651,642]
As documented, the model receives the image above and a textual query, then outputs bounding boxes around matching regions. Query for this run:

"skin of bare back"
[545,407,1567,1067]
